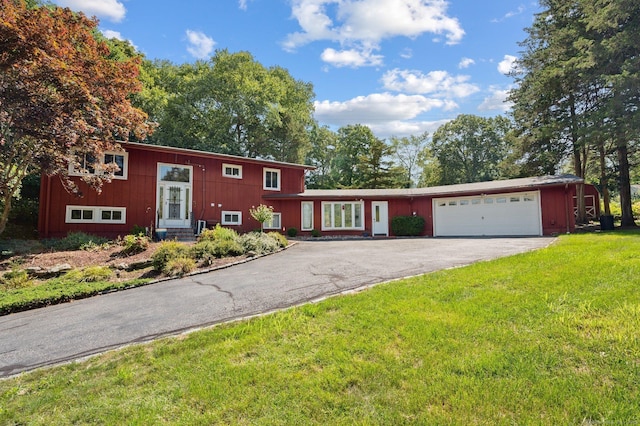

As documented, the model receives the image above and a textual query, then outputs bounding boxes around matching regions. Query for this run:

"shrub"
[286,227,298,237]
[391,215,425,236]
[191,239,244,263]
[130,224,147,236]
[163,257,196,277]
[0,267,33,289]
[311,229,321,238]
[239,232,280,256]
[267,232,288,248]
[49,232,110,251]
[198,224,239,242]
[152,241,191,272]
[119,234,150,256]
[64,266,112,283]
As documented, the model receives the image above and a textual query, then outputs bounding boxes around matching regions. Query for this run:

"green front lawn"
[1,231,639,424]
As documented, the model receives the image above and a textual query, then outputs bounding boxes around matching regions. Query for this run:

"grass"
[0,276,150,315]
[1,231,639,424]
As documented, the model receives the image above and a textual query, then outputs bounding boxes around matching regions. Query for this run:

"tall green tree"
[0,0,149,235]
[305,124,337,189]
[430,115,514,185]
[390,131,430,188]
[140,50,315,163]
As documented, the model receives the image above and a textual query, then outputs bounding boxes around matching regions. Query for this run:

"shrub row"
[152,225,288,276]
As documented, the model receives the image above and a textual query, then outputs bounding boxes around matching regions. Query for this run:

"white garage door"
[433,191,542,237]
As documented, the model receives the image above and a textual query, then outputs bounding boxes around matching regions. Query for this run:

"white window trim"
[321,201,365,231]
[221,210,242,226]
[157,163,193,184]
[263,212,282,230]
[263,167,281,191]
[301,201,314,231]
[222,163,243,179]
[69,150,129,180]
[65,205,126,224]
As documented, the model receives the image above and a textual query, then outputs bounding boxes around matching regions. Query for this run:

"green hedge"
[391,215,425,236]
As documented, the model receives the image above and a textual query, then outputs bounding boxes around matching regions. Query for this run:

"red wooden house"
[39,142,595,239]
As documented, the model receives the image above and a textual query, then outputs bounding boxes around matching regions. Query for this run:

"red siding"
[39,144,309,238]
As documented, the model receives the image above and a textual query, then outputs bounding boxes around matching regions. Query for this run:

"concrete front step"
[162,228,197,242]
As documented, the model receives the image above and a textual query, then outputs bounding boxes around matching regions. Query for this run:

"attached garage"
[433,191,542,237]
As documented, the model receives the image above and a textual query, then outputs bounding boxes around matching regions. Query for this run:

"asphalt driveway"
[0,237,552,378]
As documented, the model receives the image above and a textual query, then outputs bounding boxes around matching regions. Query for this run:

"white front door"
[157,163,193,228]
[372,201,389,236]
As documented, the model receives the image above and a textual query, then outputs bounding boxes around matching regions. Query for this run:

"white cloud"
[478,86,513,112]
[54,0,126,23]
[399,48,413,59]
[492,5,526,22]
[185,30,216,60]
[314,92,457,128]
[498,54,518,75]
[381,69,480,98]
[320,48,383,67]
[368,119,450,139]
[458,57,475,69]
[283,0,465,67]
[101,29,123,40]
[238,0,252,10]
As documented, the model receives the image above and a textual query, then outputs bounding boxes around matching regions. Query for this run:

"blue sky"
[52,0,540,139]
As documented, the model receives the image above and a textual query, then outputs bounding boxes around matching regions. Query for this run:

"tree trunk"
[570,94,587,224]
[617,143,636,227]
[0,193,13,236]
[598,141,611,216]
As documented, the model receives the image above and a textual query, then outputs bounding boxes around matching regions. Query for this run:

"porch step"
[162,228,197,242]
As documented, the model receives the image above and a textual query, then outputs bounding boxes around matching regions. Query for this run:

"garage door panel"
[433,191,542,237]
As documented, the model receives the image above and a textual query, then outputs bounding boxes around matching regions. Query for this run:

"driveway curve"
[0,237,552,378]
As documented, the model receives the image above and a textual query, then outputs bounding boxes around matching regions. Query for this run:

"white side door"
[372,201,389,236]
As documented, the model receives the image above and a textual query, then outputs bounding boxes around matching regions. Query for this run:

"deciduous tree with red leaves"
[0,0,150,235]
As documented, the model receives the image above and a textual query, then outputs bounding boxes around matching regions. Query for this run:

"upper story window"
[222,163,243,179]
[69,150,128,180]
[264,168,281,191]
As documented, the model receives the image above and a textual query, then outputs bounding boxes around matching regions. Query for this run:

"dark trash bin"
[599,215,615,231]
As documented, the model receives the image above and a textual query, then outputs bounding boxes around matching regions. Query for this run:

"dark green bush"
[151,241,191,272]
[391,216,425,236]
[311,229,321,238]
[130,224,147,236]
[286,227,298,237]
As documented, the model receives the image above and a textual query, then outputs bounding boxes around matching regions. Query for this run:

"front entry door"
[157,163,193,228]
[372,201,389,236]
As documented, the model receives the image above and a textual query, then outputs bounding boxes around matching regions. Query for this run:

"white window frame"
[301,201,314,231]
[222,163,243,179]
[65,205,126,224]
[263,213,282,230]
[263,168,281,191]
[69,150,129,180]
[321,201,365,231]
[221,211,242,226]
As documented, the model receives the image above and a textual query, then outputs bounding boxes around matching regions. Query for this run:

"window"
[524,195,535,202]
[471,199,481,205]
[264,213,282,230]
[321,202,364,230]
[66,206,126,224]
[221,211,242,225]
[484,198,494,204]
[496,197,507,204]
[264,168,280,191]
[69,151,128,180]
[448,201,457,206]
[222,163,242,179]
[460,200,469,206]
[510,196,520,203]
[158,164,191,183]
[301,202,314,231]
[438,201,446,207]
